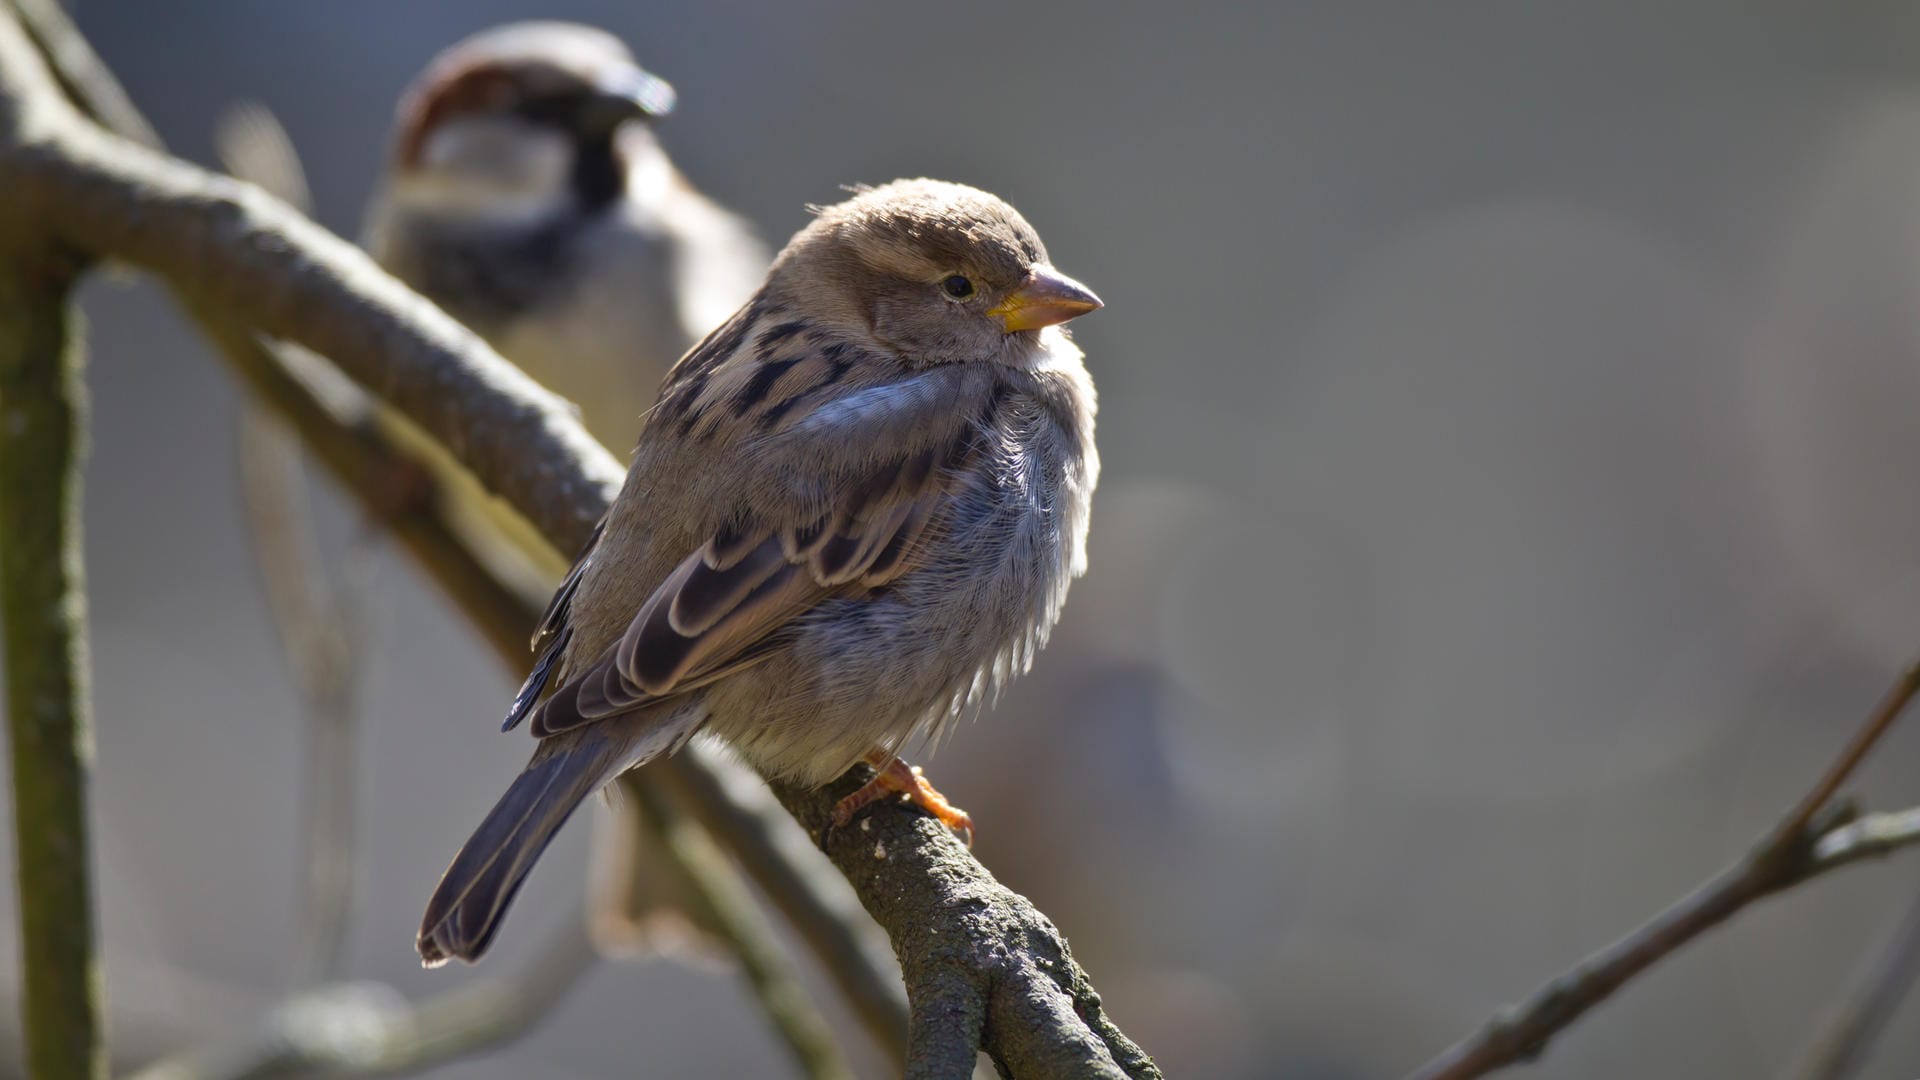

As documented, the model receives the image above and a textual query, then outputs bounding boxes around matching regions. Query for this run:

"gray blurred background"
[5,1,1920,1076]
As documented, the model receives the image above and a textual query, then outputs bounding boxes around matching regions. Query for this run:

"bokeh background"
[5,1,1920,1076]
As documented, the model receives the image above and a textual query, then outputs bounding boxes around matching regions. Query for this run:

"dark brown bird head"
[389,22,676,210]
[770,179,1102,366]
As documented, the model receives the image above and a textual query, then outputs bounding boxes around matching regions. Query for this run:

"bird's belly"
[704,470,1081,785]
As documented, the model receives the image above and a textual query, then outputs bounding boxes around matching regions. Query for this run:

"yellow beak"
[987,266,1103,332]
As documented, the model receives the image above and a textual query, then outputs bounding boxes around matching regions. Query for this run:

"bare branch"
[620,775,856,1080]
[773,777,1159,1079]
[130,914,600,1080]
[1795,883,1920,1080]
[215,94,378,995]
[237,409,370,989]
[658,747,910,1057]
[1768,665,1920,851]
[9,0,156,149]
[1408,664,1920,1080]
[0,181,102,1077]
[1808,806,1920,872]
[0,4,1156,1073]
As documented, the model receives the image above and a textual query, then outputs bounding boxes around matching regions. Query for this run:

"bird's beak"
[987,266,1104,332]
[586,66,677,127]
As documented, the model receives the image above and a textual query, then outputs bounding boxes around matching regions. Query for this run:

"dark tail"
[417,736,624,966]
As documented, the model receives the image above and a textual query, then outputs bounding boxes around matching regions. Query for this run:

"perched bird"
[418,179,1104,965]
[365,21,768,447]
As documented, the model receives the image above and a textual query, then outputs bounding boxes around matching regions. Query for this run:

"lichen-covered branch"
[1408,665,1920,1080]
[0,203,103,1077]
[773,776,1159,1079]
[0,5,1154,1074]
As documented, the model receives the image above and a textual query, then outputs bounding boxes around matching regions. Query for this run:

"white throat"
[392,116,582,226]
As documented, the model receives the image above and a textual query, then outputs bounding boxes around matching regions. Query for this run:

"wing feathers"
[521,336,998,741]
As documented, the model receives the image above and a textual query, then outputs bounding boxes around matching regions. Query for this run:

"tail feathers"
[418,737,625,967]
[418,710,704,966]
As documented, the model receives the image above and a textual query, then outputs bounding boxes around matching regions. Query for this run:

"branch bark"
[0,6,1154,1075]
[0,195,104,1076]
[774,777,1159,1079]
[1408,665,1920,1080]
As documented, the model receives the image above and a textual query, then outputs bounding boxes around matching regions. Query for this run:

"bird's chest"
[853,392,1089,706]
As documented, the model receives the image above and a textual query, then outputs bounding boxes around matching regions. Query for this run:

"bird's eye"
[942,275,975,299]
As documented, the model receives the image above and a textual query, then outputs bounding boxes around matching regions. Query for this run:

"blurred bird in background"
[364,21,768,449]
[218,21,773,961]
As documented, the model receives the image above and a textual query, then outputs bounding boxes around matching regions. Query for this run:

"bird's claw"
[828,757,974,846]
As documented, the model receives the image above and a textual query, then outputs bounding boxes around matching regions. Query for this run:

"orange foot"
[831,755,974,846]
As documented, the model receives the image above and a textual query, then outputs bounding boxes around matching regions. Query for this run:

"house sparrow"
[418,179,1103,965]
[364,21,768,448]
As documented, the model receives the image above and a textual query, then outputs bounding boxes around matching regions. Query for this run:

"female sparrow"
[418,179,1103,966]
[365,21,768,447]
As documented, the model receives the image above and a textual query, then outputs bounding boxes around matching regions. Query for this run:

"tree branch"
[658,747,908,1056]
[237,409,370,990]
[1408,664,1920,1080]
[620,775,855,1080]
[772,777,1158,1079]
[129,914,600,1080]
[218,103,368,993]
[0,5,1154,1074]
[1795,882,1920,1080]
[0,185,103,1077]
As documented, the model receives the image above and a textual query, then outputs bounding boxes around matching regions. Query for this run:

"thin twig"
[129,912,600,1080]
[238,410,370,989]
[659,746,910,1057]
[1768,664,1920,849]
[0,206,103,1075]
[622,775,857,1080]
[1796,884,1920,1080]
[1409,664,1920,1080]
[220,98,372,993]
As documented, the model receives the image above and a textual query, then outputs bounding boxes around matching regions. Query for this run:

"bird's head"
[769,179,1102,368]
[387,22,675,219]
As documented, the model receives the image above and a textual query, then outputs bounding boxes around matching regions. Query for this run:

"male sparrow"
[365,21,768,448]
[418,179,1103,965]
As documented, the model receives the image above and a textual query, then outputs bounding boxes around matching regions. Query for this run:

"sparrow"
[364,21,768,448]
[417,178,1104,965]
